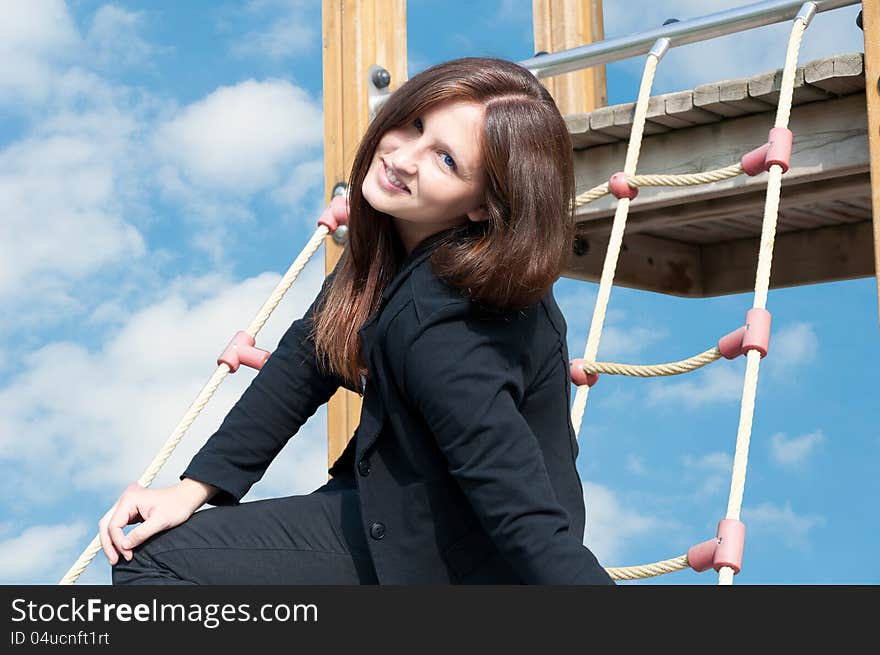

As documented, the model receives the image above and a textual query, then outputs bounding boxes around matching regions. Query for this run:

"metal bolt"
[332,223,349,246]
[371,67,391,89]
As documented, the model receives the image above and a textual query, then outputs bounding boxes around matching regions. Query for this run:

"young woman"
[104,57,613,585]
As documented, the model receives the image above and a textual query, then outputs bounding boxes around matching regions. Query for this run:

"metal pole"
[518,0,857,78]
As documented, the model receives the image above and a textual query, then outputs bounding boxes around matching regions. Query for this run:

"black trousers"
[111,475,378,585]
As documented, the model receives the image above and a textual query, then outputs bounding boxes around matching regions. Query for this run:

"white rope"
[717,10,810,586]
[579,346,721,378]
[570,48,660,439]
[58,226,331,585]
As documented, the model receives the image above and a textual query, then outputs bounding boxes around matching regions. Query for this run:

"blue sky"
[0,0,875,586]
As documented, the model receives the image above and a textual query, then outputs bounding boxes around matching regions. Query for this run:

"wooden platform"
[563,53,873,297]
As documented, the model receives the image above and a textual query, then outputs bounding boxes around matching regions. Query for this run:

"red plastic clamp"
[741,127,793,175]
[569,359,599,387]
[317,195,350,232]
[608,172,638,200]
[218,331,271,373]
[687,519,747,574]
[717,308,772,359]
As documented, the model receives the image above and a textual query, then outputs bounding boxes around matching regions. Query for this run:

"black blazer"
[181,228,613,585]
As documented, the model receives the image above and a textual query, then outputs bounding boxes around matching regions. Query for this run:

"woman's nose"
[394,148,416,175]
[393,144,418,175]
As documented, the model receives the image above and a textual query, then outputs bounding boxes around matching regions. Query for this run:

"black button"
[357,458,371,476]
[370,522,385,540]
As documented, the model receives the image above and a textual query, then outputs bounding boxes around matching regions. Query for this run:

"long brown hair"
[312,56,576,390]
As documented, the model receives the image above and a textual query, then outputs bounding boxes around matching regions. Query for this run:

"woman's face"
[362,98,489,254]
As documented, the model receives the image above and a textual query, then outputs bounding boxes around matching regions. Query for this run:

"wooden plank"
[694,81,765,117]
[576,173,872,237]
[573,93,870,221]
[804,53,865,96]
[864,0,880,324]
[701,221,875,296]
[322,0,407,477]
[646,94,698,129]
[748,67,832,107]
[613,102,670,135]
[532,0,607,116]
[589,104,631,139]
[719,78,777,113]
[565,113,620,148]
[663,90,724,125]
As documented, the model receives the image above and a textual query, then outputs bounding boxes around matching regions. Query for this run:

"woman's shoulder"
[406,258,563,334]
[408,257,471,321]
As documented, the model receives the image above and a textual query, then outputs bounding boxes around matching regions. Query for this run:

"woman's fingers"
[107,483,146,562]
[98,504,120,565]
[122,516,165,552]
[108,500,139,562]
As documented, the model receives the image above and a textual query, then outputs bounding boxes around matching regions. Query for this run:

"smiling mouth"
[382,160,410,193]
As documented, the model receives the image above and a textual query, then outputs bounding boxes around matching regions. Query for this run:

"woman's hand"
[98,479,215,565]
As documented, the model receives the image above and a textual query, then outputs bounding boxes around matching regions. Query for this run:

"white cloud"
[742,501,825,549]
[0,521,89,584]
[683,451,733,495]
[555,287,667,360]
[766,322,818,379]
[0,258,331,510]
[769,430,824,468]
[0,130,147,304]
[626,454,646,474]
[599,325,669,361]
[603,0,863,95]
[154,79,324,195]
[647,361,743,408]
[228,0,317,61]
[0,0,80,105]
[582,481,662,565]
[272,157,326,214]
[87,4,162,71]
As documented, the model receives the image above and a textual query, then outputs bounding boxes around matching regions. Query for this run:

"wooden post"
[862,0,880,324]
[532,0,607,116]
[322,1,408,476]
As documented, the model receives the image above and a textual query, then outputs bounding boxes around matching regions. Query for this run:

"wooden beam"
[862,0,880,324]
[322,0,407,478]
[532,0,606,116]
[564,231,703,296]
[563,220,875,298]
[701,221,875,296]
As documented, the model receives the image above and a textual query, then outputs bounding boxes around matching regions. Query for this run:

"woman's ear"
[467,205,489,222]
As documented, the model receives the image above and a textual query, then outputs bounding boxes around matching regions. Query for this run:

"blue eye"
[413,116,456,170]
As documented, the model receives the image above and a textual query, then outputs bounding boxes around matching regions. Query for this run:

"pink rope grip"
[765,127,793,173]
[218,331,271,373]
[717,326,747,360]
[687,519,747,574]
[714,519,746,574]
[742,308,771,358]
[608,172,638,200]
[317,195,350,232]
[569,359,599,387]
[741,127,793,176]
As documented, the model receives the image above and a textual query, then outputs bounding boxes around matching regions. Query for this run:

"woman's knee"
[111,525,194,585]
